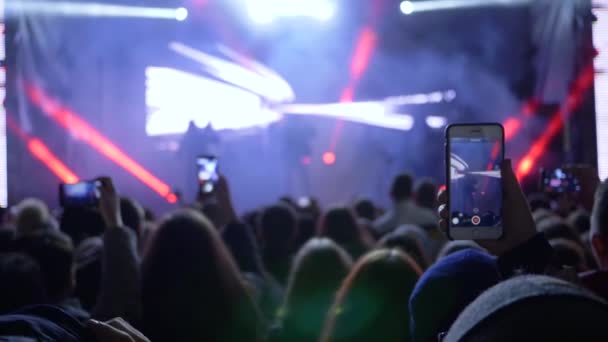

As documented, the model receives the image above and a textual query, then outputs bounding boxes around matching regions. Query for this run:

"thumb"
[501,159,519,197]
[87,320,133,342]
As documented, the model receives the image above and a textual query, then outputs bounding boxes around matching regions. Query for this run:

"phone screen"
[449,136,503,229]
[197,156,218,193]
[542,168,581,193]
[60,181,100,207]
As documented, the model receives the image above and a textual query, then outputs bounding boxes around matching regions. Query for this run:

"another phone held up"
[446,123,504,240]
[59,181,101,208]
[540,168,581,194]
[197,155,219,194]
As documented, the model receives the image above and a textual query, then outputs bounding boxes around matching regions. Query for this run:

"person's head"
[222,222,265,276]
[409,249,500,342]
[527,192,551,212]
[14,230,75,303]
[120,197,144,240]
[318,207,370,258]
[259,204,297,254]
[568,209,591,234]
[74,236,103,311]
[60,206,105,246]
[142,209,263,341]
[591,179,608,270]
[444,275,608,341]
[537,216,582,246]
[391,173,414,202]
[0,253,47,314]
[353,199,376,221]
[279,238,353,341]
[320,249,422,342]
[293,214,316,252]
[377,225,429,270]
[415,179,437,210]
[13,198,51,237]
[436,240,486,260]
[550,238,588,272]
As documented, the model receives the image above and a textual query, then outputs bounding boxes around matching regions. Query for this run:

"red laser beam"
[28,139,79,184]
[26,84,174,201]
[7,115,80,183]
[515,65,595,180]
[503,117,522,141]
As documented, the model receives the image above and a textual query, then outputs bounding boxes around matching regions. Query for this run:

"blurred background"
[1,0,605,213]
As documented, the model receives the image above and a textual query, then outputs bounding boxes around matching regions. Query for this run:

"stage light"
[593,2,608,180]
[425,116,447,129]
[27,84,175,202]
[398,0,530,15]
[6,1,188,20]
[28,139,79,184]
[400,1,414,15]
[245,0,335,24]
[175,7,188,21]
[323,152,336,165]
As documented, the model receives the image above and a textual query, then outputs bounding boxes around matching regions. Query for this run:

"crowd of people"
[0,159,607,341]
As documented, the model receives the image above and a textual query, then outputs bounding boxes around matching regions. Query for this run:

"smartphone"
[197,155,218,194]
[446,123,504,240]
[59,181,101,207]
[541,168,581,194]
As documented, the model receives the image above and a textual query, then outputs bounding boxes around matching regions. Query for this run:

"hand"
[97,177,123,228]
[438,159,537,256]
[563,165,600,212]
[87,318,150,342]
[214,175,237,225]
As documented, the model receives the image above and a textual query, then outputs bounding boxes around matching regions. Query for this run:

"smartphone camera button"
[472,215,481,226]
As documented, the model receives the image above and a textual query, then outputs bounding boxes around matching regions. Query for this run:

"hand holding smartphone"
[446,124,504,240]
[59,181,101,208]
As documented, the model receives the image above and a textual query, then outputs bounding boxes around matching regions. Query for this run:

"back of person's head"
[0,227,15,253]
[293,214,316,252]
[259,204,297,253]
[14,231,75,303]
[120,197,144,239]
[377,225,429,270]
[222,222,265,276]
[531,208,555,224]
[527,192,551,212]
[142,209,262,341]
[319,207,370,258]
[444,275,608,342]
[409,249,500,342]
[74,236,102,311]
[436,240,486,260]
[14,198,50,237]
[353,199,376,221]
[537,216,582,245]
[549,238,588,272]
[414,179,437,210]
[591,179,608,269]
[568,209,591,234]
[391,174,414,202]
[279,238,353,342]
[60,207,105,246]
[320,249,421,342]
[0,253,47,314]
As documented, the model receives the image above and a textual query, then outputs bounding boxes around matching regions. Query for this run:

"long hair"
[318,207,372,259]
[277,238,353,342]
[141,209,264,342]
[320,249,422,342]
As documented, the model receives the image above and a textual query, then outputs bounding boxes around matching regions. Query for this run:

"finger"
[438,204,448,220]
[106,318,149,342]
[97,177,116,194]
[501,159,520,198]
[437,188,447,205]
[87,320,133,342]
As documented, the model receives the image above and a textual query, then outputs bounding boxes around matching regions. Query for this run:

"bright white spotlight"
[426,116,448,129]
[247,3,274,24]
[175,7,188,21]
[400,1,414,15]
[246,0,335,24]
